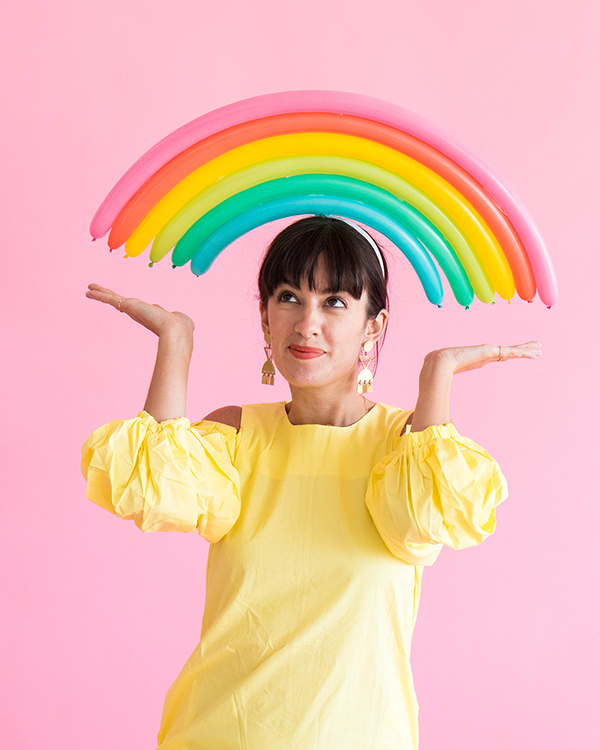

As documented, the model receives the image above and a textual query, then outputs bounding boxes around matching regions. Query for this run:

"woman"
[82,216,541,749]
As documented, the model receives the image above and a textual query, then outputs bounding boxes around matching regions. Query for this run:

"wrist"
[158,325,194,353]
[420,350,456,382]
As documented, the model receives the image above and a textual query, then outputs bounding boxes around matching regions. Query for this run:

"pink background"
[3,1,598,748]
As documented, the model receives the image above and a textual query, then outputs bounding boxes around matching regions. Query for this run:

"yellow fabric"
[81,411,240,540]
[81,401,508,750]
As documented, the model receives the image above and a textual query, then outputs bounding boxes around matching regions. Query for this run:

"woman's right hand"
[86,283,195,339]
[86,284,195,421]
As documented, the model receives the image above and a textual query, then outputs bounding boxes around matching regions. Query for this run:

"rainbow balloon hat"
[90,90,557,308]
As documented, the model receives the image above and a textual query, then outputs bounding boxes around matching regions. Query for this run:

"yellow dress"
[81,401,507,750]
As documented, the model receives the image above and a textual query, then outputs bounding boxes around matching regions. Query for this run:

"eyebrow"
[278,283,347,295]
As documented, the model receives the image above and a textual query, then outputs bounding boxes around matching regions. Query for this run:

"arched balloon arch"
[90,90,558,308]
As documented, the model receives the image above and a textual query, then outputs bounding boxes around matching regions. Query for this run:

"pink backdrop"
[3,1,598,747]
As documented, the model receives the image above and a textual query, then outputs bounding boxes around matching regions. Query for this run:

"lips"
[290,344,325,354]
[289,345,325,359]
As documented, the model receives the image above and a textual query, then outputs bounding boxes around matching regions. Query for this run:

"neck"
[285,382,375,426]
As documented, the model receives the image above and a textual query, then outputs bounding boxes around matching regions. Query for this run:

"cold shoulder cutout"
[202,405,242,431]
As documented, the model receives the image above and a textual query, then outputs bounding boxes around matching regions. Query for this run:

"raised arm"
[86,283,195,422]
[410,341,542,433]
[366,342,540,564]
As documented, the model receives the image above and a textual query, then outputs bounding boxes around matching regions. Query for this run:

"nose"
[294,304,322,339]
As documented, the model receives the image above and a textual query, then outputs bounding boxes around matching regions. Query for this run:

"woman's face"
[260,259,388,392]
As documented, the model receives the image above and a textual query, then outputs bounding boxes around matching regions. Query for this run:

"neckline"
[280,399,381,429]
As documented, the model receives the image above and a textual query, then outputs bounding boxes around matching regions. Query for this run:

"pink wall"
[3,1,598,747]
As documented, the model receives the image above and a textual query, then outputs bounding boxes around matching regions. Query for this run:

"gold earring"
[357,340,375,393]
[261,331,275,385]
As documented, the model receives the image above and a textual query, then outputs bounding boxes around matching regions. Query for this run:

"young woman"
[82,216,541,749]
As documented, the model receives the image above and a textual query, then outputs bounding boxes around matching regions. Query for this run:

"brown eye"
[326,297,346,308]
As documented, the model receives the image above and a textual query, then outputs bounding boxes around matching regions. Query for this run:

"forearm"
[410,352,454,433]
[143,329,194,422]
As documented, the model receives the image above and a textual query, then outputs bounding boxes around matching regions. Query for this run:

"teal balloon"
[157,155,483,301]
[184,193,445,305]
[173,174,474,305]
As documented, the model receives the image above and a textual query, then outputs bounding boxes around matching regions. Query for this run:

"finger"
[500,342,542,360]
[511,341,542,355]
[86,284,126,311]
[85,289,115,303]
[510,340,541,349]
[86,283,119,296]
[85,291,120,308]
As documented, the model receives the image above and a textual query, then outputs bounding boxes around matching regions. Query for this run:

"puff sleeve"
[365,423,508,566]
[81,411,241,542]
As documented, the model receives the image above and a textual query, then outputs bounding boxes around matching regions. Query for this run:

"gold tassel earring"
[357,340,375,393]
[261,331,275,385]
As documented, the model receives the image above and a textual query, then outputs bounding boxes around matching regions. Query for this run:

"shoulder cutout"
[203,405,242,432]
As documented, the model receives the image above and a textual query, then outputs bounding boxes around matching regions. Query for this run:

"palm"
[436,341,542,374]
[85,284,194,337]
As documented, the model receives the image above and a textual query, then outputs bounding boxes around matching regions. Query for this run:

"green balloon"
[156,155,493,302]
[171,173,476,306]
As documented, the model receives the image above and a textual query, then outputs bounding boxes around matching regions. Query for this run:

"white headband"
[328,215,386,277]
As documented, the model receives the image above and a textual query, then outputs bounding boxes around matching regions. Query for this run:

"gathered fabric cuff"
[81,411,241,541]
[365,424,508,566]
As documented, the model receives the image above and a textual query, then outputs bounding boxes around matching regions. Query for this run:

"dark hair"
[258,216,389,316]
[257,215,389,362]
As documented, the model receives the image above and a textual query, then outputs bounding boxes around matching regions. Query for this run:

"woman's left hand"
[410,341,542,433]
[409,341,541,432]
[427,341,542,375]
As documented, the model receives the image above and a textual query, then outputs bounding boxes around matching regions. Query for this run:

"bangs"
[260,220,371,300]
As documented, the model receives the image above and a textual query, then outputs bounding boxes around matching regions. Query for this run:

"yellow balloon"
[126,132,514,299]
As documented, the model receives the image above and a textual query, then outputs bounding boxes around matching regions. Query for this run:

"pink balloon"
[90,90,557,306]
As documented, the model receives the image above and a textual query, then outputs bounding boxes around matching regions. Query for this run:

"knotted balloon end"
[437,304,442,309]
[465,305,470,311]
[148,262,154,268]
[91,237,96,242]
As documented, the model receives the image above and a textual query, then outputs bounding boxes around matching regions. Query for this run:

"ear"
[259,299,270,336]
[365,308,389,345]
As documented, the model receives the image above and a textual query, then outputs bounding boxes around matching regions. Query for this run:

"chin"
[277,362,350,391]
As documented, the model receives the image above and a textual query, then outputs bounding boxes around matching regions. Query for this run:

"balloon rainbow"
[90,90,557,307]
